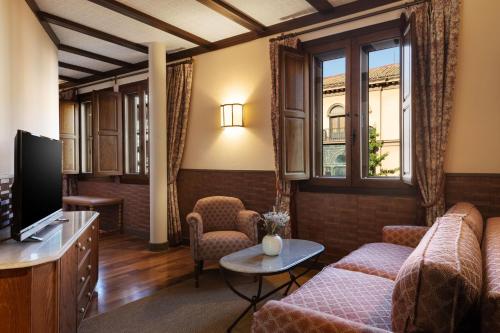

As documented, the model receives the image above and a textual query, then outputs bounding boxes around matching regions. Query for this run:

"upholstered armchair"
[186,196,260,287]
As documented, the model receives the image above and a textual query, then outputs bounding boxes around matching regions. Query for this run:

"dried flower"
[261,211,289,236]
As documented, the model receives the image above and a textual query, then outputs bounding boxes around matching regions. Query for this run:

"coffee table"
[219,239,324,332]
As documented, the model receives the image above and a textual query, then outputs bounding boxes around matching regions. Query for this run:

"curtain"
[167,61,194,244]
[412,0,461,225]
[269,36,299,238]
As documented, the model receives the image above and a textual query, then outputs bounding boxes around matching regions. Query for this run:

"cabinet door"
[60,101,80,174]
[93,90,123,176]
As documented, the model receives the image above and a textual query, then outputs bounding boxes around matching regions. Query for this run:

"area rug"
[79,269,309,333]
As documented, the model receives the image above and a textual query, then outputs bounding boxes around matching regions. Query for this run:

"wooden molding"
[306,0,335,13]
[88,0,212,48]
[25,0,60,46]
[59,62,103,76]
[39,11,148,53]
[59,75,79,83]
[196,0,266,33]
[58,44,132,67]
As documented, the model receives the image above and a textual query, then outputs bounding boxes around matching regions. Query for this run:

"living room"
[0,0,499,332]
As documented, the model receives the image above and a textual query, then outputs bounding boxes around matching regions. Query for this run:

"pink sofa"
[252,202,499,332]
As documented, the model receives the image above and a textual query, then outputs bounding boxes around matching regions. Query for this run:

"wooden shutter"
[59,101,79,174]
[93,90,123,176]
[401,13,415,185]
[279,46,310,180]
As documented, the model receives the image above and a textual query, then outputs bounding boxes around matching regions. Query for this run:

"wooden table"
[63,196,124,233]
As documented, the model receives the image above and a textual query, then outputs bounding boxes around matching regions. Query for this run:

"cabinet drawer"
[77,251,92,294]
[77,277,92,325]
[76,226,92,264]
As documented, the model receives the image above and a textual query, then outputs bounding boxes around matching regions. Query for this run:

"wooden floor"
[86,233,195,318]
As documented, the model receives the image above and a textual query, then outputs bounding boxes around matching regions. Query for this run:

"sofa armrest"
[482,217,500,333]
[382,225,429,248]
[236,210,260,244]
[252,300,390,333]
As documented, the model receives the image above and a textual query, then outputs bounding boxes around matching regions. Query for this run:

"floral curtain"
[167,61,193,244]
[411,0,461,225]
[269,36,299,238]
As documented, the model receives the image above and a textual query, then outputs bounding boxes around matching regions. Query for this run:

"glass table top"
[219,239,324,274]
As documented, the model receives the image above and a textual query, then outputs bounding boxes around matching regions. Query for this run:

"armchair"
[186,196,260,287]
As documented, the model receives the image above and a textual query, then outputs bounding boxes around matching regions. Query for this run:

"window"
[308,21,412,188]
[120,80,149,180]
[80,99,93,174]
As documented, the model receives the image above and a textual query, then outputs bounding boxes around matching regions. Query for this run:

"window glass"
[361,39,401,178]
[322,50,346,177]
[124,93,141,174]
[80,101,93,173]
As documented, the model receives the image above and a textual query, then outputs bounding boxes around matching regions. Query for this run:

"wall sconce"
[220,103,244,127]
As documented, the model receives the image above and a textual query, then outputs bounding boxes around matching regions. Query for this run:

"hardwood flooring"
[86,233,195,318]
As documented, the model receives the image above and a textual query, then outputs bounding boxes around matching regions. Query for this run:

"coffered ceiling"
[25,0,399,89]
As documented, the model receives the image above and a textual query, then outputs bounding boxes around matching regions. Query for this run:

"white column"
[148,42,168,250]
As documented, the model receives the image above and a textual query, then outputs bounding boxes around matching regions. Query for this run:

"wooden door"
[59,101,79,174]
[93,90,123,176]
[279,47,310,180]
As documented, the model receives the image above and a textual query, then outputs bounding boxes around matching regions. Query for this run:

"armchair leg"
[194,260,204,288]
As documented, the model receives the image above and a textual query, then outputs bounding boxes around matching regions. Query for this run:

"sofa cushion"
[392,216,483,333]
[198,230,253,260]
[445,202,484,242]
[332,243,414,280]
[481,217,500,333]
[280,266,394,332]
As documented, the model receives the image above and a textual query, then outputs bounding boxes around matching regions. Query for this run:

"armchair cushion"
[236,210,260,244]
[332,242,414,280]
[382,225,429,248]
[193,196,244,232]
[198,231,253,260]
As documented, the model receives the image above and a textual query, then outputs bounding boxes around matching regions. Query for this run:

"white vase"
[262,234,283,256]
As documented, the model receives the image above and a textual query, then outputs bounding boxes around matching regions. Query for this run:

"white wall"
[0,0,59,176]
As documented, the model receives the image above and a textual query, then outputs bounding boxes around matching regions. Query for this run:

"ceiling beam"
[25,0,60,46]
[39,11,148,53]
[60,60,149,89]
[59,75,79,83]
[87,0,212,48]
[58,44,132,67]
[196,0,266,33]
[305,0,335,13]
[59,62,104,76]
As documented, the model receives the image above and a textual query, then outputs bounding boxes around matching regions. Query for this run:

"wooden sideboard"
[0,211,99,333]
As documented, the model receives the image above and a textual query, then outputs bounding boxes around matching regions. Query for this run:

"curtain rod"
[269,0,429,42]
[60,58,193,92]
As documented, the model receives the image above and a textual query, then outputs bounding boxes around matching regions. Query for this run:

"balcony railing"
[323,128,345,143]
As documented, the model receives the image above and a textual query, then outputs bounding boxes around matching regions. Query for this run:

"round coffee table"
[219,239,324,332]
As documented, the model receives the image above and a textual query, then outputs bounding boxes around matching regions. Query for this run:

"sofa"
[252,202,500,332]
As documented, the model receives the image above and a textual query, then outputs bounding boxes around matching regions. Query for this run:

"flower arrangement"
[261,210,289,236]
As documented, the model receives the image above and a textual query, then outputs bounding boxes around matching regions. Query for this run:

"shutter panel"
[401,13,415,185]
[59,101,79,174]
[93,90,123,176]
[279,46,310,180]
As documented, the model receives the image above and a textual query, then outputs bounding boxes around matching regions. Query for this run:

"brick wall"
[0,175,13,229]
[77,180,149,238]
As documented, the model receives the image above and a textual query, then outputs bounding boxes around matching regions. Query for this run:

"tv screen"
[12,130,62,240]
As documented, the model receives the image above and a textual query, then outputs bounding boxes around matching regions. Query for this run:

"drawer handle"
[88,237,92,242]
[81,246,86,252]
[77,242,82,249]
[87,264,92,271]
[91,225,95,230]
[80,307,85,314]
[80,276,85,283]
[87,292,92,298]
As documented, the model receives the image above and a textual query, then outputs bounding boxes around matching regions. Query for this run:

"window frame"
[304,19,414,192]
[119,79,149,184]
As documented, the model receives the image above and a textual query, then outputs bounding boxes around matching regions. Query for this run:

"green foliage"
[368,126,399,176]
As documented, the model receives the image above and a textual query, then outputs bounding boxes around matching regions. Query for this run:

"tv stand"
[0,211,99,333]
[26,235,44,242]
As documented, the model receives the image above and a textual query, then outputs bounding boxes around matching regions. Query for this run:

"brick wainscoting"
[77,180,150,238]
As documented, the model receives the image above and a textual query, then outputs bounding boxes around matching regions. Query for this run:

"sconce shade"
[220,103,243,127]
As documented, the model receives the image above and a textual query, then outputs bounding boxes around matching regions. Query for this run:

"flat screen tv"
[12,130,62,241]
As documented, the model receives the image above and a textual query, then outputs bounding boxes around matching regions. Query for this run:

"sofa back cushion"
[445,202,484,243]
[193,196,244,232]
[481,217,500,332]
[392,216,482,333]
